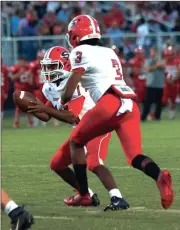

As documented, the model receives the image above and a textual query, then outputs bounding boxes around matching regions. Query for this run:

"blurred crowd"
[1,1,180,127]
[2,1,180,62]
[2,1,180,37]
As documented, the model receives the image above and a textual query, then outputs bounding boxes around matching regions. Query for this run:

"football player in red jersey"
[10,56,34,128]
[1,61,9,120]
[29,50,46,102]
[128,46,146,105]
[162,46,179,119]
[28,46,128,208]
[28,50,49,127]
[1,189,34,230]
[61,15,173,210]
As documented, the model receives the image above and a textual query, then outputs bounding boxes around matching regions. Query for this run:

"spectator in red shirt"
[28,50,48,127]
[162,46,179,119]
[128,47,146,104]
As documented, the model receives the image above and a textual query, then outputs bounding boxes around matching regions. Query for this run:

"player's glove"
[9,206,34,230]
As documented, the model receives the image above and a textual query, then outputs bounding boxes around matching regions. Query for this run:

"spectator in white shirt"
[136,18,149,46]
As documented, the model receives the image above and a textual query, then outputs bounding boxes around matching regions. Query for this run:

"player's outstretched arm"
[41,106,77,124]
[33,111,51,122]
[28,100,77,124]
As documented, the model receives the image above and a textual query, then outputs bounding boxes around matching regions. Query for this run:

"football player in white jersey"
[28,46,129,209]
[61,15,174,210]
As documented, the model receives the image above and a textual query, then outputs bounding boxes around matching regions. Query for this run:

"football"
[13,91,36,112]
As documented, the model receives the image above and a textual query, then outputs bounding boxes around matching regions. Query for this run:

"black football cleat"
[104,196,129,211]
[91,193,100,207]
[9,206,34,230]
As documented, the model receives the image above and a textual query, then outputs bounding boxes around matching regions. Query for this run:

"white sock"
[41,121,47,127]
[109,189,122,198]
[88,188,94,197]
[4,200,18,215]
[33,117,39,127]
[169,110,175,119]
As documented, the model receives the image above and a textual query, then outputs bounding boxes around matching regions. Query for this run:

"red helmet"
[66,15,101,49]
[40,46,71,83]
[163,46,174,58]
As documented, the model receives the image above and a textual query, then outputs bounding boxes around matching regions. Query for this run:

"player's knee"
[87,159,103,172]
[50,157,58,171]
[50,156,65,172]
[87,163,95,172]
[70,138,84,149]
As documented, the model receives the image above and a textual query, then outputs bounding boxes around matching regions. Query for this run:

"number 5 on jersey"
[111,59,122,80]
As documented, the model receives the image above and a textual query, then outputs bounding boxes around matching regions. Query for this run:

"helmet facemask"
[41,59,66,83]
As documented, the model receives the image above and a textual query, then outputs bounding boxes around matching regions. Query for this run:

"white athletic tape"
[2,165,180,171]
[34,215,74,220]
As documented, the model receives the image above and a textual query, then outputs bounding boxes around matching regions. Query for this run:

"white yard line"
[2,165,180,171]
[1,165,48,168]
[85,207,180,214]
[130,207,180,214]
[34,207,180,221]
[34,215,74,220]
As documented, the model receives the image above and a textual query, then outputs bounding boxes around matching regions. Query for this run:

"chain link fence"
[2,32,180,66]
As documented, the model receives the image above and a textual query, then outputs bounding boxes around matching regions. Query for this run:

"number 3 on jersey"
[111,59,122,80]
[75,51,82,63]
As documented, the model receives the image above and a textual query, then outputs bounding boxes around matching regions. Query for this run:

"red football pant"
[50,133,111,172]
[70,94,142,165]
[162,82,179,108]
[1,95,5,111]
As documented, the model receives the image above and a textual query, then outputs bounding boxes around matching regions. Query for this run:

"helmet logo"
[61,51,69,60]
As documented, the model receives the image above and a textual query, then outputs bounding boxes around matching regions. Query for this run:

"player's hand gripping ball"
[13,91,36,112]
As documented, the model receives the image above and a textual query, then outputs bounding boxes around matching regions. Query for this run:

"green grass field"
[2,116,180,230]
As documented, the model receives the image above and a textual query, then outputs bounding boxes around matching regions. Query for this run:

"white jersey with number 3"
[70,45,135,105]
